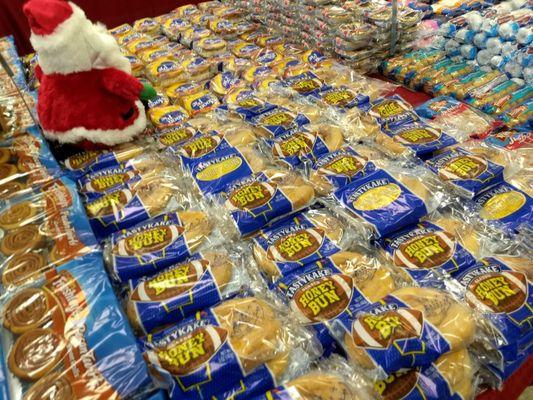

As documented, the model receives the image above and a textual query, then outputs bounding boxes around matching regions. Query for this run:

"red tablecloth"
[0,0,201,55]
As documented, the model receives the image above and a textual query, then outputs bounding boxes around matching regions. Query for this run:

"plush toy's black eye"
[122,107,135,120]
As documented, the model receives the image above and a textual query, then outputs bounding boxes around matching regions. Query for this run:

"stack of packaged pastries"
[3,0,532,399]
[0,37,159,400]
[381,49,532,134]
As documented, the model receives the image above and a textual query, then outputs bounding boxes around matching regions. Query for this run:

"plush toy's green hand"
[140,83,157,102]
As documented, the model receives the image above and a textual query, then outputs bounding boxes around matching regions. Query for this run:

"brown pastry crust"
[8,328,66,380]
[1,225,44,255]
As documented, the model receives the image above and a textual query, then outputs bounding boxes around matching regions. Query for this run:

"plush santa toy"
[23,0,155,148]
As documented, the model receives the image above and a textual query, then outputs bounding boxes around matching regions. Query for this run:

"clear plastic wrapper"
[140,294,298,400]
[376,121,458,159]
[378,214,479,284]
[209,71,246,98]
[61,141,145,179]
[104,207,220,283]
[211,326,322,400]
[212,168,316,237]
[328,285,477,379]
[415,96,501,139]
[360,95,420,129]
[250,354,373,400]
[124,245,251,334]
[84,154,187,241]
[467,180,532,236]
[250,106,312,138]
[161,17,191,41]
[178,90,221,117]
[0,92,37,139]
[165,81,205,104]
[180,26,213,48]
[450,256,532,367]
[271,248,402,354]
[0,177,98,290]
[265,123,345,168]
[76,152,168,201]
[0,127,62,199]
[0,254,154,400]
[148,105,190,130]
[328,163,445,240]
[133,17,161,35]
[193,37,228,58]
[424,146,506,199]
[186,144,269,197]
[309,145,379,197]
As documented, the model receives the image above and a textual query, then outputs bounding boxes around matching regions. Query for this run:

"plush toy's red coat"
[36,65,143,133]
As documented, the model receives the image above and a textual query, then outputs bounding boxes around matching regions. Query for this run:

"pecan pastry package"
[0,254,153,399]
[0,177,98,291]
[141,295,295,400]
[0,127,62,200]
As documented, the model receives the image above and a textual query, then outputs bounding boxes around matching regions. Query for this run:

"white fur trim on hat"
[31,2,131,75]
[42,101,146,145]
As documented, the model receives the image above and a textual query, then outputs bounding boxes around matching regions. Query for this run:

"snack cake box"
[0,253,152,399]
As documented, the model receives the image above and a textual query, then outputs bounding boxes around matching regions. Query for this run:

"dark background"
[0,0,200,55]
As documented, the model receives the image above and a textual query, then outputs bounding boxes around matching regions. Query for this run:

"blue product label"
[156,125,201,149]
[415,96,463,120]
[273,260,372,352]
[374,364,455,400]
[314,86,370,109]
[189,147,255,196]
[86,187,151,240]
[142,309,248,400]
[380,221,477,282]
[365,95,419,128]
[267,130,330,168]
[425,147,504,199]
[0,254,151,399]
[77,165,142,201]
[331,295,451,375]
[312,146,377,191]
[63,149,121,179]
[225,90,277,120]
[177,133,234,171]
[333,169,428,238]
[251,107,311,137]
[470,182,532,235]
[283,72,324,96]
[128,253,227,333]
[110,212,192,282]
[454,257,532,349]
[212,366,276,399]
[220,172,296,236]
[253,212,342,276]
[381,122,457,157]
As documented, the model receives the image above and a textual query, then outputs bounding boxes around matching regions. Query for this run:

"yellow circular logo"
[353,184,402,211]
[196,157,242,181]
[479,191,526,220]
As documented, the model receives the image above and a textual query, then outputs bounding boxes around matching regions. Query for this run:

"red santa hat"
[23,0,73,36]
